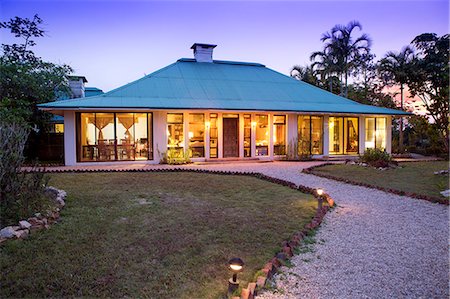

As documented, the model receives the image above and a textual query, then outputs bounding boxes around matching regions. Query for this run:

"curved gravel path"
[186,162,449,299]
[44,161,449,298]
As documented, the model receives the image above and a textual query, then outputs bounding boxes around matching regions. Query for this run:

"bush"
[159,148,192,165]
[285,138,312,161]
[0,121,50,227]
[359,148,395,168]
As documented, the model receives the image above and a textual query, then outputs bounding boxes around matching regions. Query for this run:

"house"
[37,76,103,162]
[39,43,409,166]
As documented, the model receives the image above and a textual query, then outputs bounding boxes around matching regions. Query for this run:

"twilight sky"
[1,0,448,92]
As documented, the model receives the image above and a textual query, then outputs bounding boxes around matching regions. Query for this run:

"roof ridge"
[177,58,265,67]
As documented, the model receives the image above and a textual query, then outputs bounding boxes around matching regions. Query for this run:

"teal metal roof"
[85,87,104,97]
[39,58,409,115]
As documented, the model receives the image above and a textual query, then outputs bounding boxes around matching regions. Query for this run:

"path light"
[316,188,324,196]
[228,257,244,294]
[316,188,324,210]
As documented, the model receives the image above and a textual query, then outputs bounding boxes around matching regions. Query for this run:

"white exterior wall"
[152,111,167,164]
[322,115,330,158]
[60,110,395,165]
[359,116,366,154]
[63,111,76,166]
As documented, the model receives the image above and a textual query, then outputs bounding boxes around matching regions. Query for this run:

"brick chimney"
[191,43,217,63]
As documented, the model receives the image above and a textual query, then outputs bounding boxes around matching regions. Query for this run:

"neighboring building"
[39,43,409,166]
[39,76,103,162]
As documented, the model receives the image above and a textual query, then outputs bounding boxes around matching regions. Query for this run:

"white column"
[322,115,330,158]
[205,113,210,159]
[268,113,274,159]
[359,116,366,154]
[287,113,297,156]
[152,111,167,163]
[251,114,256,157]
[63,111,76,166]
[386,115,392,154]
[218,113,223,158]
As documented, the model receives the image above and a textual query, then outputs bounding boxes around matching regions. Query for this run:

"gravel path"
[45,161,449,298]
[185,162,449,299]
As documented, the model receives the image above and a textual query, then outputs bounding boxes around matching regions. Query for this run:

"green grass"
[311,161,449,198]
[0,172,317,299]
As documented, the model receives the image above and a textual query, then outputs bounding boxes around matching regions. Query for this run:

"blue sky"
[1,0,448,91]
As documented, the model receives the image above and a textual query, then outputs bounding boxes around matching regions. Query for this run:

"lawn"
[0,172,317,299]
[310,161,449,199]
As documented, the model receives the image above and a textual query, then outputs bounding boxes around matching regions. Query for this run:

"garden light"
[228,257,244,294]
[316,188,324,196]
[316,188,324,210]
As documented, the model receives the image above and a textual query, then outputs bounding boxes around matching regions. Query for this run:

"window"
[77,112,153,162]
[365,117,386,149]
[55,124,64,133]
[329,117,359,155]
[188,113,205,158]
[243,114,251,157]
[255,114,269,156]
[167,113,184,155]
[298,115,323,155]
[273,115,286,155]
[209,113,218,158]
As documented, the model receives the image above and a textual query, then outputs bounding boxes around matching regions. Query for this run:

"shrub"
[159,148,192,165]
[359,148,394,168]
[285,138,312,161]
[0,121,50,227]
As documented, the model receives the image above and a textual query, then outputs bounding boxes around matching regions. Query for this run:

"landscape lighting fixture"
[228,257,244,294]
[316,188,324,210]
[316,188,324,196]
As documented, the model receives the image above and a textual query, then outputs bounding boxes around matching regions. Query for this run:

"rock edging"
[0,186,67,244]
[302,163,448,205]
[228,176,335,299]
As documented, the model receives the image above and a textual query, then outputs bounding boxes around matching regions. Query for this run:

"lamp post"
[228,257,244,295]
[316,188,324,210]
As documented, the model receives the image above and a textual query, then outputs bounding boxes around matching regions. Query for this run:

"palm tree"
[310,50,340,93]
[290,65,318,86]
[378,46,415,152]
[320,21,372,97]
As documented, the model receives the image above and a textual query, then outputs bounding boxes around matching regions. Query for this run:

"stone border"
[231,186,334,299]
[302,163,448,205]
[0,187,67,244]
[24,166,335,298]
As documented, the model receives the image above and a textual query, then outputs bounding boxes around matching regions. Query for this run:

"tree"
[320,21,372,97]
[407,33,449,153]
[310,50,341,94]
[0,15,73,158]
[378,46,415,152]
[290,64,320,86]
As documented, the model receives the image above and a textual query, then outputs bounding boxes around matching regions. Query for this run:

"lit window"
[55,124,64,133]
[255,115,269,156]
[209,113,218,158]
[167,113,184,155]
[365,117,386,149]
[298,115,323,155]
[243,114,251,157]
[188,113,205,158]
[273,115,286,155]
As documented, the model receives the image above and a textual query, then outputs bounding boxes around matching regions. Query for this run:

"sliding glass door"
[77,112,153,162]
[329,116,359,155]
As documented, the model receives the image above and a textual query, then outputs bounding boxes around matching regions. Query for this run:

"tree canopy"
[0,14,73,127]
